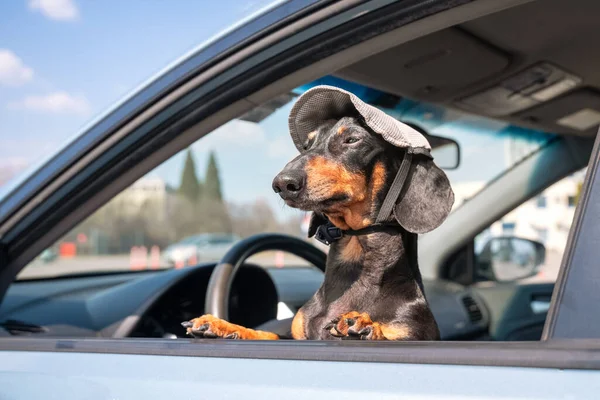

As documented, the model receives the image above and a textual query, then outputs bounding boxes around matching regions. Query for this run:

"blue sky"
[0,0,276,175]
[0,0,553,221]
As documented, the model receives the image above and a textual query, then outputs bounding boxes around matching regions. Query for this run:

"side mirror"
[475,236,545,282]
[402,122,460,169]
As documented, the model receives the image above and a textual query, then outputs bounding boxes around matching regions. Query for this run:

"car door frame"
[543,123,600,340]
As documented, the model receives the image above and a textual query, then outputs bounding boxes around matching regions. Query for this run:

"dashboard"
[0,262,551,341]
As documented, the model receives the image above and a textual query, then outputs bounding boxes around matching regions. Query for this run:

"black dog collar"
[314,147,431,246]
[314,221,403,245]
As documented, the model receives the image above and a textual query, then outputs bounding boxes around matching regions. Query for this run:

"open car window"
[17,76,560,280]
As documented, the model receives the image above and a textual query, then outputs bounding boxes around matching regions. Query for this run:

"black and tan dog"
[183,86,454,341]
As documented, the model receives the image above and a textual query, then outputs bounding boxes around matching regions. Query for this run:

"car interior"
[0,0,597,342]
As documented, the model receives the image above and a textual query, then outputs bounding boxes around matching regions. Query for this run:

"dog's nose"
[272,171,305,199]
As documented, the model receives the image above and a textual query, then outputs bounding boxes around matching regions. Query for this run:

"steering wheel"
[205,233,327,321]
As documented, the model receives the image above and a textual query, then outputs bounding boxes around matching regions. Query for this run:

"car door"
[6,156,600,397]
[1,0,600,398]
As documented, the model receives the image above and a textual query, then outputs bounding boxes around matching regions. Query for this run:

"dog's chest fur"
[299,232,436,340]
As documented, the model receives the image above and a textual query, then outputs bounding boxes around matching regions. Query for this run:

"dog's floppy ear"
[307,212,328,238]
[393,157,454,234]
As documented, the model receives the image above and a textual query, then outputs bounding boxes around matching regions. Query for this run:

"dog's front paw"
[181,314,242,339]
[324,311,384,340]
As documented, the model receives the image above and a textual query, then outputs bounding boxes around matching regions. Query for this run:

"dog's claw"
[356,327,371,336]
[188,323,210,338]
[181,321,193,328]
[325,312,382,340]
[182,315,253,339]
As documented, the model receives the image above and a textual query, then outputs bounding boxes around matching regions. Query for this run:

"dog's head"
[272,113,454,236]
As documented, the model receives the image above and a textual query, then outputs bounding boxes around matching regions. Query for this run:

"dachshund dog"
[182,112,455,341]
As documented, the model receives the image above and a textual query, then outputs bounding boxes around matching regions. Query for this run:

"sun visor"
[509,89,600,136]
[457,63,582,117]
[335,29,509,103]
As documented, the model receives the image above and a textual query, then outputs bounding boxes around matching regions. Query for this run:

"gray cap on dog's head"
[288,85,431,152]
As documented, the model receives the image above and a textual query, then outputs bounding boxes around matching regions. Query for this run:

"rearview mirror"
[403,122,460,169]
[475,236,545,282]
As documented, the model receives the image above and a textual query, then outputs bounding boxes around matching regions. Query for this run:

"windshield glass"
[0,0,281,191]
[17,76,556,280]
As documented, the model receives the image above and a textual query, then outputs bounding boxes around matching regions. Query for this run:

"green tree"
[178,149,202,202]
[204,151,223,201]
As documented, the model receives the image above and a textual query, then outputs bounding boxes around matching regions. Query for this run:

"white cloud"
[0,157,29,169]
[0,158,29,187]
[193,120,265,151]
[213,120,266,143]
[28,0,79,21]
[0,49,34,86]
[9,91,91,114]
[192,119,299,160]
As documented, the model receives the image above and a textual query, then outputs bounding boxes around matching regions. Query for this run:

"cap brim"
[288,85,431,152]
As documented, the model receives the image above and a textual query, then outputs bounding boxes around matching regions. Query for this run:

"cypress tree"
[178,149,202,202]
[204,151,223,202]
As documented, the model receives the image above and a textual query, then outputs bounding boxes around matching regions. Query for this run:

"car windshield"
[16,76,556,280]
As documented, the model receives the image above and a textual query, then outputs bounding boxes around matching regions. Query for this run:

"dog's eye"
[344,137,360,144]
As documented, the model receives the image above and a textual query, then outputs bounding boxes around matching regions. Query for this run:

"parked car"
[38,248,57,264]
[1,0,600,398]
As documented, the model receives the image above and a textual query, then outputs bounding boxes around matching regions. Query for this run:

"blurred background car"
[162,233,240,266]
[38,248,57,264]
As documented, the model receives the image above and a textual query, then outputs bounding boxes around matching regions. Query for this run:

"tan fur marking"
[187,314,279,340]
[337,125,347,134]
[306,157,366,201]
[371,162,386,202]
[325,213,351,230]
[338,236,363,263]
[306,156,370,230]
[331,312,386,340]
[307,131,317,141]
[304,158,391,230]
[328,312,412,340]
[326,206,369,230]
[291,309,307,340]
[380,324,411,340]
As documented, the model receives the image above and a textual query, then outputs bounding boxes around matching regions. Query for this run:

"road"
[19,251,313,279]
